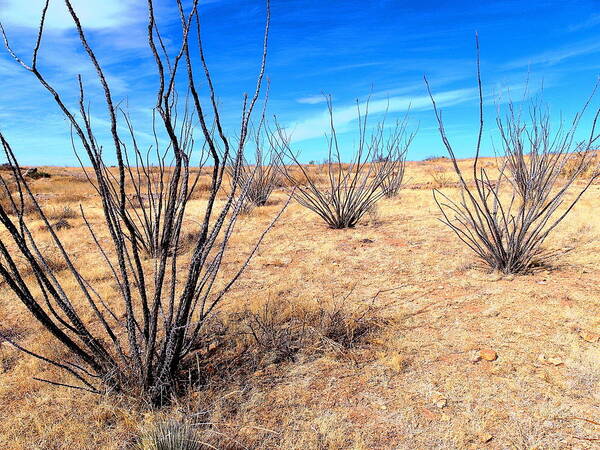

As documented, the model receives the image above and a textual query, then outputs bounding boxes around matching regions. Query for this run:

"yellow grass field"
[1,158,600,449]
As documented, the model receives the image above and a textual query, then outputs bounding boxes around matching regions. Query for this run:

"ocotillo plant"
[425,37,599,274]
[0,0,287,405]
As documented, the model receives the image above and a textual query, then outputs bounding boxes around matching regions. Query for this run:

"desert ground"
[0,157,599,449]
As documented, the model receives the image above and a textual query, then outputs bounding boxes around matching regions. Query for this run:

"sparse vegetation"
[0,153,599,448]
[235,293,384,364]
[427,164,454,188]
[0,2,600,449]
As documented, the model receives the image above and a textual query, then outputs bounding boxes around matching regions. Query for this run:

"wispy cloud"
[296,95,327,104]
[568,13,600,32]
[504,39,600,69]
[287,88,476,143]
[0,0,142,31]
[1,0,599,164]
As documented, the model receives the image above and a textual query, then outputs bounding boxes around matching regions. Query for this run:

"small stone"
[469,351,482,363]
[479,348,498,361]
[434,398,447,408]
[580,331,600,343]
[420,407,439,420]
[482,307,500,317]
[538,354,563,366]
[431,393,447,408]
[478,432,494,443]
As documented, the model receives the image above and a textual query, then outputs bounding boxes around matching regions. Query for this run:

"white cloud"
[568,13,600,32]
[0,0,140,31]
[296,95,327,105]
[287,88,476,143]
[504,40,600,69]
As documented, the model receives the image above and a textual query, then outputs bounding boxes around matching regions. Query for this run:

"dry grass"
[561,150,600,179]
[1,159,599,448]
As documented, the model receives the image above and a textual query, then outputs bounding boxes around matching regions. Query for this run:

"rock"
[479,348,498,361]
[478,432,494,443]
[538,354,563,366]
[434,397,447,408]
[420,407,439,420]
[431,393,447,408]
[482,307,500,317]
[469,351,482,363]
[548,357,563,366]
[580,331,600,343]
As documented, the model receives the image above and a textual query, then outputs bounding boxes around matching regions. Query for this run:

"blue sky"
[0,0,599,165]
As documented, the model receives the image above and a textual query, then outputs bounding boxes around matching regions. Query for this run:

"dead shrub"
[230,119,282,209]
[423,155,449,162]
[560,151,599,180]
[45,218,73,232]
[181,293,385,393]
[0,326,26,373]
[427,165,454,188]
[47,205,78,221]
[194,177,213,195]
[34,247,69,273]
[235,299,310,365]
[232,294,385,366]
[0,347,19,374]
[365,203,382,226]
[0,179,37,217]
[170,229,200,256]
[23,168,51,179]
[59,194,88,203]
